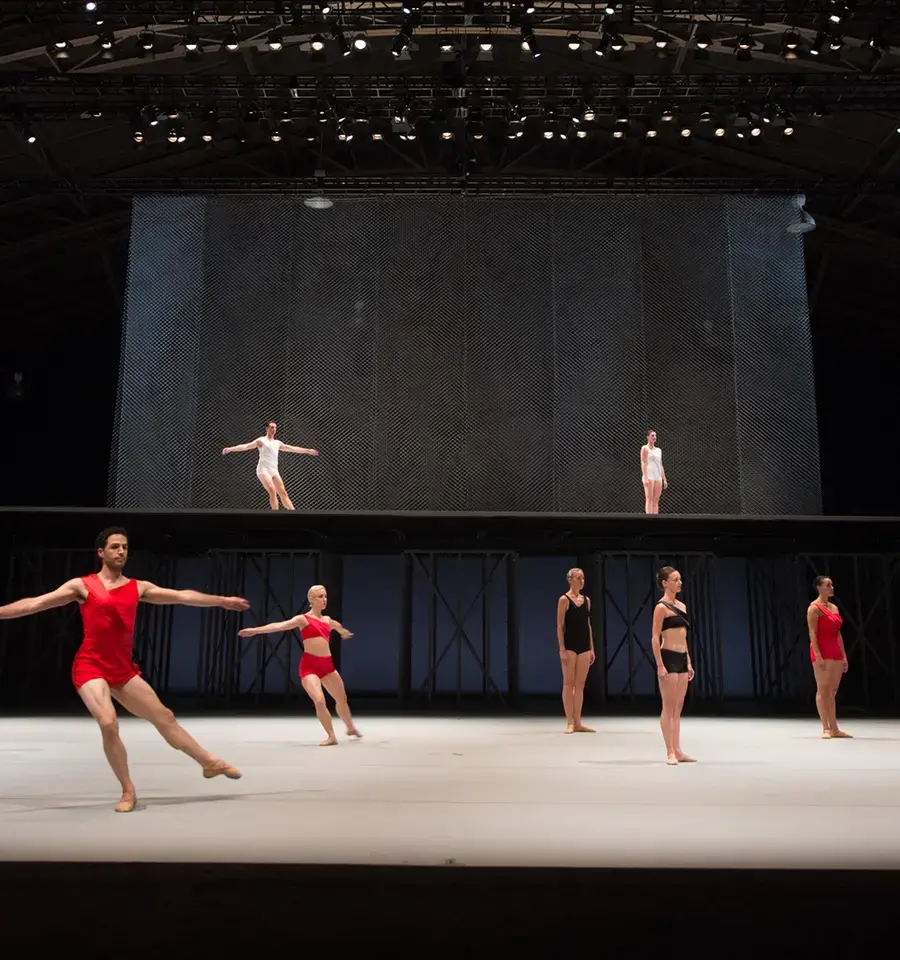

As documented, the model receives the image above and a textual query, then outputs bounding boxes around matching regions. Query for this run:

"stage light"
[696,33,711,49]
[479,39,493,51]
[715,126,726,137]
[680,125,692,137]
[310,35,325,51]
[567,34,582,51]
[267,32,283,51]
[353,35,368,50]
[224,28,239,52]
[139,31,154,50]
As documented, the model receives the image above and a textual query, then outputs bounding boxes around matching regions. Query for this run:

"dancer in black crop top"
[556,567,596,735]
[651,566,695,765]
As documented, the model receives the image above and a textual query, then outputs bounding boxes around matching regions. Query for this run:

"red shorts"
[72,654,141,690]
[299,653,335,680]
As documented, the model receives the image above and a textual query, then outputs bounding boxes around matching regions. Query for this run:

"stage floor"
[2,715,899,869]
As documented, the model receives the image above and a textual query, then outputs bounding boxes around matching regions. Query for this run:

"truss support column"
[316,552,344,673]
[506,553,520,707]
[398,552,413,706]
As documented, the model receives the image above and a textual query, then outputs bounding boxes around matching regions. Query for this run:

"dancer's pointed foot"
[346,726,363,739]
[114,790,137,812]
[831,729,853,738]
[202,759,242,779]
[573,724,595,733]
[319,735,338,746]
[676,752,696,762]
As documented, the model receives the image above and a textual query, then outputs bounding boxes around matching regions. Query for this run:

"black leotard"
[563,595,591,654]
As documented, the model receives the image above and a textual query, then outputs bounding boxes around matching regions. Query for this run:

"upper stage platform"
[1,507,899,556]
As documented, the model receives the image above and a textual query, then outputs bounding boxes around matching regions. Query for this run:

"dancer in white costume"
[222,421,318,510]
[640,429,667,514]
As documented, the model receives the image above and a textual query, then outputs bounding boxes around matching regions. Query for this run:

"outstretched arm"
[0,578,84,620]
[138,582,249,611]
[222,439,261,454]
[280,444,318,456]
[328,618,353,639]
[239,614,307,637]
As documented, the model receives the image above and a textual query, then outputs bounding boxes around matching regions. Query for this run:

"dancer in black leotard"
[651,566,695,765]
[556,567,596,734]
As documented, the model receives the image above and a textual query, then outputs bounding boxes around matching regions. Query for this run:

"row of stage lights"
[11,99,817,145]
[54,0,891,63]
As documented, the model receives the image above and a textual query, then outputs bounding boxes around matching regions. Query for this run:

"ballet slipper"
[202,759,242,779]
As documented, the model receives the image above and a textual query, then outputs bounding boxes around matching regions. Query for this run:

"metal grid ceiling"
[109,194,821,515]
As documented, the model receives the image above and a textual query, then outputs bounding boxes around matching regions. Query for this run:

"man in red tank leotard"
[0,526,250,812]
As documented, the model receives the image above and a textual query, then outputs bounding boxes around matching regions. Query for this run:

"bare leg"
[650,479,662,514]
[301,674,337,745]
[78,678,136,811]
[659,674,679,763]
[321,671,362,738]
[560,651,576,733]
[828,661,852,737]
[812,661,831,736]
[112,676,241,778]
[257,472,278,509]
[572,651,595,732]
[672,673,695,761]
[272,473,294,510]
[643,480,652,514]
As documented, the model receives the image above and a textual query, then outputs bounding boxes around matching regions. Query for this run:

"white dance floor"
[1,715,899,868]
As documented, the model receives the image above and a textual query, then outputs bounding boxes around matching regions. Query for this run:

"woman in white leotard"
[640,429,667,514]
[222,421,318,510]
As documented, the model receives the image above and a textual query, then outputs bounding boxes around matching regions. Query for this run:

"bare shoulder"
[63,577,89,600]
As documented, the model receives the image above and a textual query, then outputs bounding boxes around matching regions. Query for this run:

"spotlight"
[680,125,692,137]
[696,33,711,49]
[479,39,493,51]
[714,126,726,137]
[267,31,283,51]
[139,31,154,50]
[353,35,368,50]
[567,34,582,51]
[310,35,325,51]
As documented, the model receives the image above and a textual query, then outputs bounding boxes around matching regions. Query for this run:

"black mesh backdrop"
[109,194,821,515]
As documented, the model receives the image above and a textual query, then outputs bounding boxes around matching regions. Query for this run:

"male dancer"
[222,420,318,510]
[0,526,250,812]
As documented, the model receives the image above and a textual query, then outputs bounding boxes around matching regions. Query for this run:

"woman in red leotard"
[807,575,851,739]
[239,584,362,746]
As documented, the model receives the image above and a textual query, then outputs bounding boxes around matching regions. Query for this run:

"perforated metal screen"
[109,194,821,515]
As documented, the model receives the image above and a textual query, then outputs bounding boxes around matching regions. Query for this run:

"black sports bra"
[659,600,689,631]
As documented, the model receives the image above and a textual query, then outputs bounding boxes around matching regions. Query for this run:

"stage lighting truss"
[2,73,899,143]
[11,0,899,76]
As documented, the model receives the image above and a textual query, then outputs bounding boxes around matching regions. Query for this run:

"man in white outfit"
[222,421,318,510]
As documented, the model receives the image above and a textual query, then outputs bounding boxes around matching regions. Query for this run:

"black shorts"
[661,649,689,674]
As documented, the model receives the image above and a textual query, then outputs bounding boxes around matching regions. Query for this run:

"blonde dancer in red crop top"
[239,584,362,746]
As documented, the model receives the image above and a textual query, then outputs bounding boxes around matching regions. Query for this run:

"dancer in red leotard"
[0,526,250,812]
[239,583,362,745]
[807,575,851,739]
